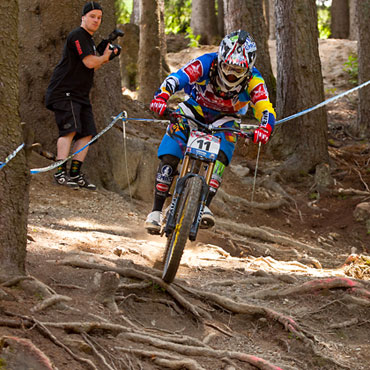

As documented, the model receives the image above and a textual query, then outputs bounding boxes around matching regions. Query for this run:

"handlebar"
[165,109,255,139]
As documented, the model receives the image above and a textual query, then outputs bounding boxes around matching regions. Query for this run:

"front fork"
[163,157,215,241]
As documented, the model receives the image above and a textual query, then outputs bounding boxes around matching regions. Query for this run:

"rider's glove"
[253,123,272,144]
[150,91,170,116]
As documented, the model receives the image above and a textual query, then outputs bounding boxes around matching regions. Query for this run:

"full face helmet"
[217,30,257,92]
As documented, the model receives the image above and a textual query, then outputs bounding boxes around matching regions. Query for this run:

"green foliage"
[0,358,6,370]
[185,26,200,48]
[317,6,331,39]
[343,54,359,85]
[165,0,192,34]
[115,0,133,24]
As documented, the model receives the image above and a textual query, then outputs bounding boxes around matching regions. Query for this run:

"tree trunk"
[268,0,329,179]
[130,0,140,25]
[330,0,350,39]
[137,0,163,104]
[356,0,370,137]
[191,0,219,45]
[0,0,28,280]
[349,0,358,40]
[269,0,276,39]
[223,0,276,105]
[217,0,225,37]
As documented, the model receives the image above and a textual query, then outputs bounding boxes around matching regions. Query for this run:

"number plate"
[186,131,220,160]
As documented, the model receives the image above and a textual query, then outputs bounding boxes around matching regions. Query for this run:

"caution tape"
[1,79,369,173]
[0,143,25,170]
[30,111,126,174]
[275,79,370,125]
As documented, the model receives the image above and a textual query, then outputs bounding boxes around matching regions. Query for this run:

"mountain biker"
[145,29,276,235]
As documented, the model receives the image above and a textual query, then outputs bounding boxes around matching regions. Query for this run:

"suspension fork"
[189,161,215,241]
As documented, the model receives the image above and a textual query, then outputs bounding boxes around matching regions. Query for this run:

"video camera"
[97,28,124,60]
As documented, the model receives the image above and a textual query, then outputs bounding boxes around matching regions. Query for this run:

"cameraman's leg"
[69,103,98,189]
[52,101,78,187]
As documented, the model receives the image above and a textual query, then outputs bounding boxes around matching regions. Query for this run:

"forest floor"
[1,39,370,370]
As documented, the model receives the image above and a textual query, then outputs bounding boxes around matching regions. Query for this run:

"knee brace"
[207,151,227,206]
[154,155,180,199]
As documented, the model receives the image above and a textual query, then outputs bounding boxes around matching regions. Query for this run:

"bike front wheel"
[162,176,203,283]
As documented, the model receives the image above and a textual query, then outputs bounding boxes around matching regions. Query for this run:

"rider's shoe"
[145,211,162,235]
[200,206,215,229]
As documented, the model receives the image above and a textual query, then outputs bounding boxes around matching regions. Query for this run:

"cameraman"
[45,1,120,190]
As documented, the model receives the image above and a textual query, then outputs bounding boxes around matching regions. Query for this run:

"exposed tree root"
[115,332,284,370]
[0,335,55,370]
[333,187,370,197]
[217,188,288,210]
[1,312,98,370]
[244,277,368,300]
[216,218,332,256]
[31,294,72,313]
[176,284,352,369]
[56,256,211,319]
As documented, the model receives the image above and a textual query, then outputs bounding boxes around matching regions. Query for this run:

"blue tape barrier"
[275,79,370,125]
[30,111,126,174]
[1,79,369,173]
[0,143,25,170]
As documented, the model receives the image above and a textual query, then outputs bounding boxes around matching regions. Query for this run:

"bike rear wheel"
[162,176,203,283]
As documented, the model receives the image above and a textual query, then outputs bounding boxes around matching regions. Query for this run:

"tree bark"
[330,0,350,39]
[268,0,329,179]
[349,0,358,40]
[356,0,370,137]
[130,0,140,25]
[217,0,225,37]
[138,0,163,104]
[191,0,219,45]
[0,0,28,280]
[223,0,276,105]
[268,0,276,39]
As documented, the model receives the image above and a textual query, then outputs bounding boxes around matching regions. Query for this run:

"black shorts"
[52,100,97,140]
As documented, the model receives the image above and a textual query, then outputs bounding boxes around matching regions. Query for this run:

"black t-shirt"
[45,27,96,109]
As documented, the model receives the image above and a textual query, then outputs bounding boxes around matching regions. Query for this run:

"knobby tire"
[162,176,203,283]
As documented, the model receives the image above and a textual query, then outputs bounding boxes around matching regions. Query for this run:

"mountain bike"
[160,110,255,283]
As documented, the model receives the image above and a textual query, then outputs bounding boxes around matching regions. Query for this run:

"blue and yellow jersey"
[156,52,276,129]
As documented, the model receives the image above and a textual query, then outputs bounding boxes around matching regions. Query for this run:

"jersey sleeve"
[155,53,215,98]
[247,67,276,130]
[68,32,95,61]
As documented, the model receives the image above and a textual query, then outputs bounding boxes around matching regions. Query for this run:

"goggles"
[220,61,248,77]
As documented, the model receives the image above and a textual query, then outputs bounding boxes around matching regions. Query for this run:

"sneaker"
[144,211,162,235]
[70,173,96,190]
[200,206,215,229]
[54,171,79,189]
